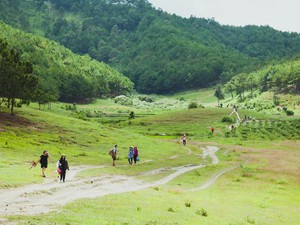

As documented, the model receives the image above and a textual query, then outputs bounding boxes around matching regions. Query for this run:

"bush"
[221,116,234,123]
[195,209,208,217]
[185,202,191,207]
[286,110,294,116]
[168,208,175,212]
[188,102,198,109]
[138,95,154,102]
[129,111,135,119]
[114,95,133,106]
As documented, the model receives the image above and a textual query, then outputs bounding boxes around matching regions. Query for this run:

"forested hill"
[0,22,133,103]
[1,0,300,94]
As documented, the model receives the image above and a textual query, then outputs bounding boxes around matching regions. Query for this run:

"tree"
[214,85,225,106]
[224,81,235,99]
[0,39,38,114]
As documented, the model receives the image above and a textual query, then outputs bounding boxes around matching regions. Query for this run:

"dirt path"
[201,146,219,164]
[188,166,238,192]
[169,146,192,159]
[0,146,235,219]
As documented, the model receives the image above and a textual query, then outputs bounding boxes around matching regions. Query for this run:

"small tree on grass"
[129,111,135,119]
[0,39,38,114]
[214,85,225,107]
[188,102,198,109]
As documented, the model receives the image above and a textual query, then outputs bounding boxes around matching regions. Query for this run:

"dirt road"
[0,146,235,221]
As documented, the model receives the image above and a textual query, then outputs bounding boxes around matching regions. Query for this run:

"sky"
[147,0,300,33]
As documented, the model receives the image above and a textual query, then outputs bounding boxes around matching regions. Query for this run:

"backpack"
[108,149,113,156]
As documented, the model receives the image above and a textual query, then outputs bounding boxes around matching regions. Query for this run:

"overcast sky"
[147,0,300,33]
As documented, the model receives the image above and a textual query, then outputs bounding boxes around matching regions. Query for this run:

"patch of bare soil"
[0,112,36,131]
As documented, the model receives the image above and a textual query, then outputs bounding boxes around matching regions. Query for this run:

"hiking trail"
[0,146,236,222]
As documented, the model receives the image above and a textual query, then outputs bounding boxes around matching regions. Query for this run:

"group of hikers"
[35,144,140,180]
[109,144,139,166]
[33,150,69,182]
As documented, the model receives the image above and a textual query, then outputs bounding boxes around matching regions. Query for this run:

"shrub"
[153,187,159,191]
[195,209,208,217]
[114,95,133,106]
[65,104,77,111]
[138,95,154,102]
[168,208,175,212]
[221,116,234,123]
[129,111,135,119]
[185,202,191,207]
[286,110,294,116]
[188,102,198,109]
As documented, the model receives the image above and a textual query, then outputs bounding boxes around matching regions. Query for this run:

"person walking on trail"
[111,144,118,166]
[133,146,139,164]
[38,150,50,177]
[182,134,187,146]
[128,146,134,165]
[56,160,61,179]
[58,154,69,182]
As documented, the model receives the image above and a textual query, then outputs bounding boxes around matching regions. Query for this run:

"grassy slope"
[0,92,299,225]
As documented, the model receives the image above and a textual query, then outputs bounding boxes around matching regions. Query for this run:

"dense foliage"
[0,22,133,103]
[0,39,38,114]
[0,0,300,94]
[224,57,300,99]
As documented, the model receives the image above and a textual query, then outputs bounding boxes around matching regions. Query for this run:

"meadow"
[0,90,299,225]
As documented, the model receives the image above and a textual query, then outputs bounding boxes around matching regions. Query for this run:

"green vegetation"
[0,1,299,224]
[1,0,300,94]
[224,58,300,102]
[0,91,299,224]
[0,39,38,114]
[0,22,133,104]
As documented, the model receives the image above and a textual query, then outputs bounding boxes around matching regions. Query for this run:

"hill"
[0,21,133,103]
[1,0,300,93]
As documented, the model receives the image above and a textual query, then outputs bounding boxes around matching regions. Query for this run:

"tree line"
[223,57,300,100]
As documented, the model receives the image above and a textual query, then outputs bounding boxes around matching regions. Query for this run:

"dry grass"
[231,142,300,184]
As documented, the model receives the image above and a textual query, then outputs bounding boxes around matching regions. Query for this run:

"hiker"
[38,150,50,177]
[211,127,215,134]
[128,146,134,165]
[58,154,69,182]
[133,146,139,164]
[111,144,117,166]
[182,134,187,146]
[56,160,61,179]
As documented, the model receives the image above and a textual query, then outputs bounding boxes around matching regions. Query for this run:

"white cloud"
[148,0,300,33]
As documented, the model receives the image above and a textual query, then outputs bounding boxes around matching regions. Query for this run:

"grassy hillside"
[0,93,299,224]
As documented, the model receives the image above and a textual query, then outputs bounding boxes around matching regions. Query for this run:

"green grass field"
[0,91,299,225]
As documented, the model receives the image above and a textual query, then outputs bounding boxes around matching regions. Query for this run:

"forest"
[0,21,133,113]
[0,0,300,94]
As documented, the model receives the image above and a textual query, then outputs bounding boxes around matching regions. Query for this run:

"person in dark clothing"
[111,145,117,166]
[133,146,139,164]
[38,150,50,177]
[58,154,69,182]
